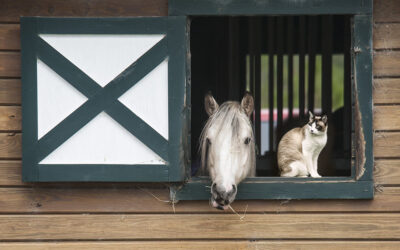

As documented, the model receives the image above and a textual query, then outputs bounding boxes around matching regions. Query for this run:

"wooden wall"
[0,0,399,248]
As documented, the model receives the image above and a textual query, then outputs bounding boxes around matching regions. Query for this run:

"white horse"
[200,92,256,210]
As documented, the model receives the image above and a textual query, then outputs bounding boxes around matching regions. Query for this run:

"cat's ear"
[322,115,328,124]
[308,111,314,122]
[241,92,254,117]
[204,92,219,116]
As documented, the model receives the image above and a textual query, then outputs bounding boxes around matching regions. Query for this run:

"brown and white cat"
[278,111,328,178]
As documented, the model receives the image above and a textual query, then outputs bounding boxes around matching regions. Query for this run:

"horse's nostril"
[232,184,237,193]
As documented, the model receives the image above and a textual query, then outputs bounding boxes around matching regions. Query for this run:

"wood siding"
[0,0,398,248]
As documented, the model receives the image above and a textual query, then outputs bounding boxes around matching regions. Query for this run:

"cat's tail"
[280,161,307,177]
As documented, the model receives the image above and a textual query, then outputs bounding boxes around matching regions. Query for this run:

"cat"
[277,111,328,178]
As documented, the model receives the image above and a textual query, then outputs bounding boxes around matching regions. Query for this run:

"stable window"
[169,0,374,200]
[20,0,373,200]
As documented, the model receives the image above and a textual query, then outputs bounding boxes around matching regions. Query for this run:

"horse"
[200,92,256,210]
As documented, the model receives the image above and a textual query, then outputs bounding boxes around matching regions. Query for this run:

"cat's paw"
[310,173,322,178]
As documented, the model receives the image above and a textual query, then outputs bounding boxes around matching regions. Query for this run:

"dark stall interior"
[190,15,352,177]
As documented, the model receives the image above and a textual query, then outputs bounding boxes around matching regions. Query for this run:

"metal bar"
[277,17,284,131]
[322,15,333,116]
[254,17,262,153]
[343,16,351,156]
[228,17,240,101]
[268,17,275,151]
[308,16,317,113]
[249,18,255,99]
[299,16,306,119]
[287,16,294,121]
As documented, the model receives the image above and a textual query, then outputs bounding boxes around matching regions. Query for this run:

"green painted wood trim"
[171,180,374,200]
[169,0,373,16]
[35,17,169,34]
[167,16,189,181]
[21,17,188,182]
[21,18,39,182]
[353,15,373,182]
[38,165,169,182]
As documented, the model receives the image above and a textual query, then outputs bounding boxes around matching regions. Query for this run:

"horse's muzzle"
[211,183,237,209]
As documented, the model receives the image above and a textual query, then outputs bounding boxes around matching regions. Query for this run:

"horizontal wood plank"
[374,105,400,130]
[375,131,400,158]
[0,0,168,22]
[0,52,20,77]
[374,23,400,50]
[0,24,19,50]
[0,79,20,104]
[374,0,400,23]
[1,186,400,213]
[1,241,400,250]
[0,21,398,52]
[0,106,21,131]
[375,159,400,185]
[0,160,20,185]
[374,51,400,77]
[374,78,400,104]
[0,133,21,158]
[0,213,399,240]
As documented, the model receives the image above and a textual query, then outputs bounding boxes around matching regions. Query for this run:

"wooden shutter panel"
[21,17,188,182]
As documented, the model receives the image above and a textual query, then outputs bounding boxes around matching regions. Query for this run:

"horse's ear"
[241,92,254,117]
[204,92,219,116]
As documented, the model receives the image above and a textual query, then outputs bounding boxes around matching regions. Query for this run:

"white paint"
[302,125,327,178]
[40,112,166,164]
[119,59,169,140]
[37,59,88,139]
[39,34,165,87]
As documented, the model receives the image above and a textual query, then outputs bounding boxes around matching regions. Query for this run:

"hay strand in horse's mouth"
[228,204,248,220]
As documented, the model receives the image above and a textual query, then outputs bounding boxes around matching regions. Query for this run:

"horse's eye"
[244,137,251,145]
[206,138,211,145]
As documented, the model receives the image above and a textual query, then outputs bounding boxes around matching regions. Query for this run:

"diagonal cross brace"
[35,36,169,163]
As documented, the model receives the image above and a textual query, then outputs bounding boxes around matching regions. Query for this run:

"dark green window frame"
[21,17,189,182]
[169,0,374,200]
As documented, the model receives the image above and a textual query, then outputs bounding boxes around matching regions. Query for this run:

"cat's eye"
[244,137,251,145]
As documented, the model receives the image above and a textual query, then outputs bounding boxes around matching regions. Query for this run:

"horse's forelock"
[200,101,253,174]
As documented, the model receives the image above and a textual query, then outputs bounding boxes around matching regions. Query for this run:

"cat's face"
[307,111,328,135]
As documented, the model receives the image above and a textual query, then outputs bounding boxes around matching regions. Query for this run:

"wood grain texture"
[375,132,400,158]
[0,187,400,213]
[0,106,21,131]
[0,24,19,50]
[0,133,21,158]
[374,105,400,130]
[374,23,400,50]
[0,0,168,22]
[374,0,400,23]
[1,241,400,250]
[0,161,20,185]
[374,51,400,77]
[0,16,397,52]
[374,78,400,104]
[375,159,400,185]
[0,52,20,77]
[0,79,20,105]
[0,213,399,240]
